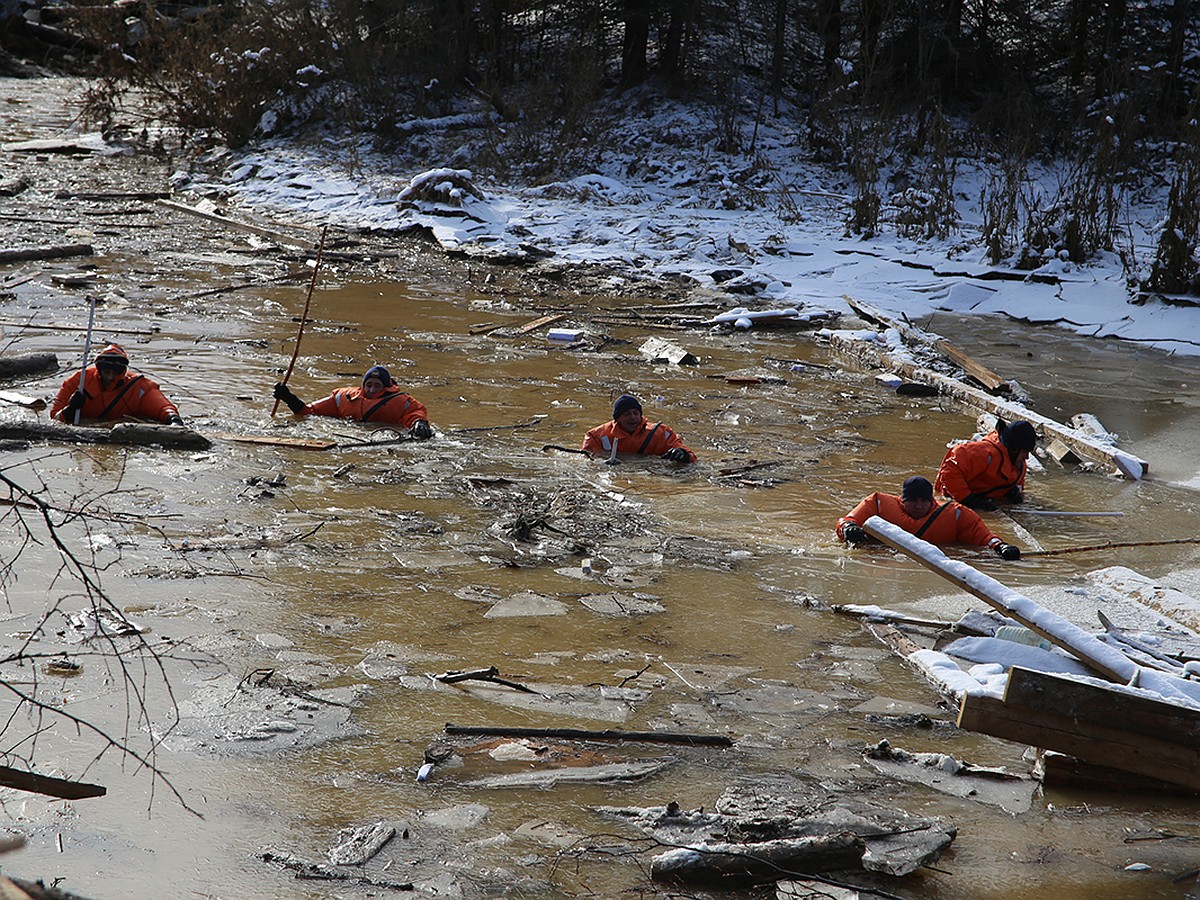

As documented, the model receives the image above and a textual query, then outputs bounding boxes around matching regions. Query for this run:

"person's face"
[97,361,125,388]
[615,407,643,432]
[901,496,933,519]
[362,376,386,399]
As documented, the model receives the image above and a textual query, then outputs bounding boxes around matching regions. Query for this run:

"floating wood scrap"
[864,518,1200,793]
[157,199,320,251]
[514,312,567,334]
[0,391,46,411]
[0,765,105,800]
[0,420,212,451]
[639,336,699,366]
[845,295,1013,393]
[0,350,57,379]
[435,667,540,695]
[0,243,93,265]
[826,323,1149,479]
[445,723,734,747]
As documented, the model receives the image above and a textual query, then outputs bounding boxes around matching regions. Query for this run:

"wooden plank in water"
[209,432,336,451]
[514,313,567,334]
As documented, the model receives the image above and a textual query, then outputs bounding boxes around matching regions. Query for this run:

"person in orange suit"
[935,419,1038,510]
[837,476,1020,559]
[582,394,696,463]
[273,365,432,438]
[51,344,184,426]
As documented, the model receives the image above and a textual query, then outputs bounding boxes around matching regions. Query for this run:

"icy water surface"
[3,234,1200,895]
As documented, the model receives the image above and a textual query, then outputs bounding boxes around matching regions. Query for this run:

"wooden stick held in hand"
[271,225,328,417]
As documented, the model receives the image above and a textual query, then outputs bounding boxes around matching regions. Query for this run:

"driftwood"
[0,243,92,264]
[209,432,336,451]
[541,443,590,455]
[444,723,734,747]
[257,850,414,890]
[157,199,320,250]
[650,832,866,884]
[514,313,567,334]
[826,329,1148,478]
[435,668,540,694]
[0,765,105,800]
[0,353,57,380]
[0,391,46,411]
[1023,538,1200,557]
[0,420,212,451]
[863,516,1136,682]
[1033,750,1200,795]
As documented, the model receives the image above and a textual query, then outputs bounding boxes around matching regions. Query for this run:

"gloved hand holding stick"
[271,224,328,416]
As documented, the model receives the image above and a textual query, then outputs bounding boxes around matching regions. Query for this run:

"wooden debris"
[0,320,154,336]
[0,391,46,411]
[0,420,212,451]
[0,765,105,800]
[1033,749,1199,795]
[156,199,319,251]
[513,313,567,334]
[827,329,1149,478]
[54,190,170,202]
[959,666,1200,792]
[435,668,540,694]
[444,723,733,747]
[327,821,395,866]
[845,296,1011,392]
[208,432,336,451]
[0,353,58,379]
[639,336,699,366]
[257,850,414,890]
[0,243,92,265]
[468,321,506,335]
[650,832,866,885]
[833,605,955,631]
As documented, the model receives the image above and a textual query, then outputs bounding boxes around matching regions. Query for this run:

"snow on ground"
[178,97,1200,356]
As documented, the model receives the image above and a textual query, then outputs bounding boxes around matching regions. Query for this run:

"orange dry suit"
[303,386,428,427]
[836,492,1005,550]
[934,430,1027,504]
[581,418,697,462]
[51,367,180,424]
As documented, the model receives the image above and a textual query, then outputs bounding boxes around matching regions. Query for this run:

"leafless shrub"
[1146,141,1200,295]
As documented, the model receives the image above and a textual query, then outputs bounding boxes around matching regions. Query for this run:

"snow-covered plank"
[825,329,1149,479]
[862,516,1137,683]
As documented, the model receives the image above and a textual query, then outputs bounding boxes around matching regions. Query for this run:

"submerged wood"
[157,199,319,250]
[0,420,212,451]
[1034,750,1200,795]
[0,243,92,264]
[0,352,57,379]
[0,765,105,800]
[650,832,865,885]
[444,723,734,747]
[208,432,336,451]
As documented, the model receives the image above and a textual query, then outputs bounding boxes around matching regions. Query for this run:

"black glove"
[66,390,86,415]
[273,382,305,414]
[1005,486,1024,503]
[165,413,185,427]
[842,523,868,545]
[995,542,1021,561]
[661,447,690,463]
[962,493,997,511]
[409,419,432,440]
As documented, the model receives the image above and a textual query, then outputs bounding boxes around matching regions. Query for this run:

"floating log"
[444,723,733,747]
[0,420,212,451]
[827,330,1148,479]
[0,765,105,800]
[650,832,865,885]
[0,353,57,380]
[958,667,1200,792]
[862,516,1135,682]
[0,243,92,264]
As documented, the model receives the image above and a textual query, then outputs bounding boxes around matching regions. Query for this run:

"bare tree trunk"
[622,0,651,87]
[815,0,840,76]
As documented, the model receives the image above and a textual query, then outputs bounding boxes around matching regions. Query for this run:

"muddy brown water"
[3,77,1200,900]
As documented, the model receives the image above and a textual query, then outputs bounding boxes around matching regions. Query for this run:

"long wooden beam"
[0,765,106,800]
[826,328,1148,479]
[862,516,1135,682]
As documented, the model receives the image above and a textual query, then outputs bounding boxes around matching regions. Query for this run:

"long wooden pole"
[271,224,328,417]
[74,297,97,425]
[1023,537,1200,557]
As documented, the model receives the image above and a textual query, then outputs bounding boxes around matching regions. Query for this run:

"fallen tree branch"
[435,668,541,694]
[1023,538,1200,557]
[444,723,734,747]
[257,850,414,890]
